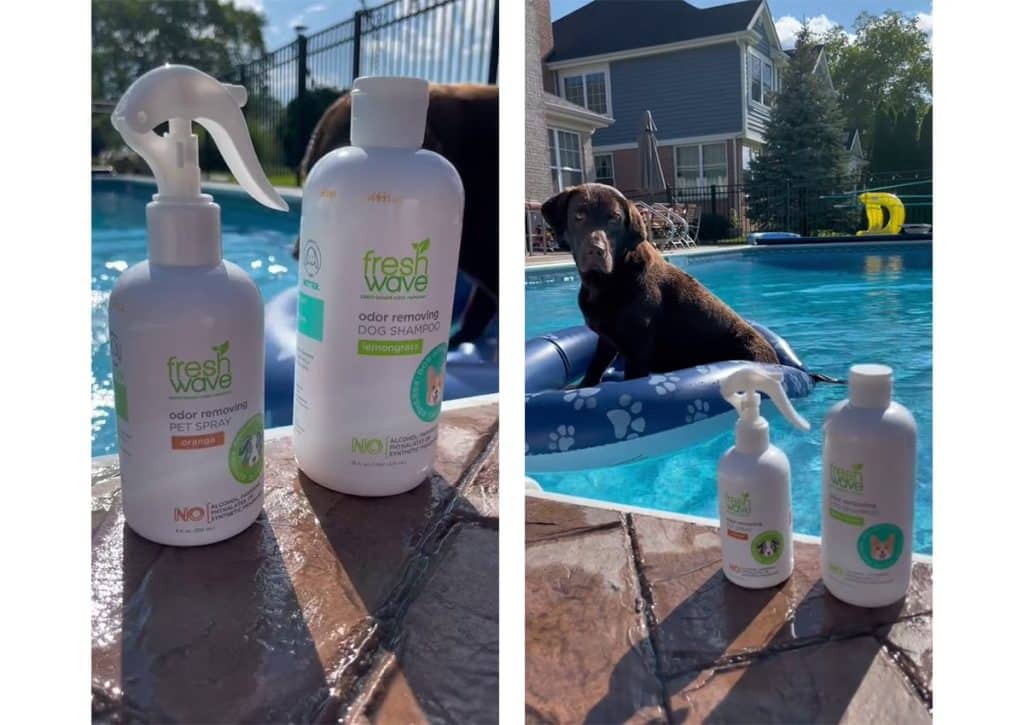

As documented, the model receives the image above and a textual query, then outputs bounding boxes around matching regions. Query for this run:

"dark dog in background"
[297,83,498,346]
[542,183,780,386]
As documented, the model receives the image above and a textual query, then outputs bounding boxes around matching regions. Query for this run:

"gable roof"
[549,0,763,63]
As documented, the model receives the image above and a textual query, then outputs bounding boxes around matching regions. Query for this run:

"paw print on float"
[548,424,576,452]
[686,399,710,423]
[563,387,600,410]
[607,394,646,440]
[648,374,681,396]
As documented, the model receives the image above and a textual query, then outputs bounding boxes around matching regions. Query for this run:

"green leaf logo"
[213,340,230,356]
[412,238,431,256]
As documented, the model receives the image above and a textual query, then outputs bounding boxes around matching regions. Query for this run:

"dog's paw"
[686,399,710,423]
[607,394,646,440]
[548,424,576,452]
[563,387,600,410]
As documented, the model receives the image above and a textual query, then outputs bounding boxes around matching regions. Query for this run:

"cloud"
[228,0,264,11]
[775,14,851,49]
[289,3,328,30]
[915,12,933,36]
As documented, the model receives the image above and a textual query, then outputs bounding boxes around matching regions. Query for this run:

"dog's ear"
[623,199,647,249]
[541,187,577,238]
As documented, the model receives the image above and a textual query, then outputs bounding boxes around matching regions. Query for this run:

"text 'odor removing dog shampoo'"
[821,364,917,607]
[294,77,464,496]
[718,368,810,588]
[108,65,288,546]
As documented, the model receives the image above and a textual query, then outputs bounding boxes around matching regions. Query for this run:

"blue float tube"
[525,323,815,472]
[748,231,801,245]
[264,277,498,428]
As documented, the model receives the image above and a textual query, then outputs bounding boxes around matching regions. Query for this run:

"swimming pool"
[92,178,301,456]
[526,243,933,553]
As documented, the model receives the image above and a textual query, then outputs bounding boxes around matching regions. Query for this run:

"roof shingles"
[549,0,763,63]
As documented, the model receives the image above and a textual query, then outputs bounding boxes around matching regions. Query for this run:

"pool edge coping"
[525,238,934,273]
[524,487,933,562]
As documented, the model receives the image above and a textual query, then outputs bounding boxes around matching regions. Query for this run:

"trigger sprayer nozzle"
[111,65,288,265]
[720,366,810,452]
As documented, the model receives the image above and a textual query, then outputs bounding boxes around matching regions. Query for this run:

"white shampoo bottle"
[717,367,811,588]
[108,65,288,546]
[294,77,465,496]
[821,364,917,607]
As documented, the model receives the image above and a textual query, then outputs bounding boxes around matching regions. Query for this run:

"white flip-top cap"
[350,76,429,149]
[848,364,893,408]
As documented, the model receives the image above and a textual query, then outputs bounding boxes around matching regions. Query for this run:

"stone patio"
[92,403,498,724]
[526,495,932,724]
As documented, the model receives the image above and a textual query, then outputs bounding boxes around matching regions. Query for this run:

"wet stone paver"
[526,496,932,724]
[92,404,498,724]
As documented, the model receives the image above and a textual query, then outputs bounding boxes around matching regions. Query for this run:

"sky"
[235,0,933,53]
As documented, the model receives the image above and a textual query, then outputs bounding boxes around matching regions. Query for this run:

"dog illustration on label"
[757,537,779,559]
[870,533,897,563]
[238,433,262,470]
[426,363,446,406]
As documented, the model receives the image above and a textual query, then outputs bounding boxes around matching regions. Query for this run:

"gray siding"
[751,16,773,57]
[590,43,743,147]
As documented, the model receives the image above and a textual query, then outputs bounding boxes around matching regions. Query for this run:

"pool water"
[526,244,933,553]
[92,178,301,457]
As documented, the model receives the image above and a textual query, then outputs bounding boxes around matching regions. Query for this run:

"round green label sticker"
[410,343,447,423]
[229,413,264,484]
[857,523,904,570]
[751,530,784,565]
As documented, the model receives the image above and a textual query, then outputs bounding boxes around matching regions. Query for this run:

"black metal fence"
[236,0,498,178]
[621,171,932,240]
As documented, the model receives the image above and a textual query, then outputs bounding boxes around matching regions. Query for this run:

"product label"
[719,487,790,582]
[109,321,264,541]
[292,190,463,480]
[822,450,914,593]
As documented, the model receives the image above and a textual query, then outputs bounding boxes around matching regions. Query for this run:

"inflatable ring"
[525,323,815,473]
[264,280,498,428]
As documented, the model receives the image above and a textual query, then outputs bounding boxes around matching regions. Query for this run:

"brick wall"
[526,0,554,202]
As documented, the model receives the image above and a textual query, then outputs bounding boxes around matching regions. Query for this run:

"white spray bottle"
[109,65,288,546]
[718,367,810,588]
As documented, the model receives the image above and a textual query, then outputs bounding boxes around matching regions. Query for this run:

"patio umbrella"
[638,110,667,195]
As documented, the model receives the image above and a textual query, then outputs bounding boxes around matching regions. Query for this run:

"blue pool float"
[525,323,815,472]
[748,231,801,244]
[264,276,498,428]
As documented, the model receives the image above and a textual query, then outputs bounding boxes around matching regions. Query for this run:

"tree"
[822,11,931,153]
[746,24,850,234]
[92,0,266,101]
[278,88,345,181]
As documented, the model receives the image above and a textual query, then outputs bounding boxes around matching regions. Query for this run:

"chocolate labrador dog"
[541,183,779,386]
[297,83,498,347]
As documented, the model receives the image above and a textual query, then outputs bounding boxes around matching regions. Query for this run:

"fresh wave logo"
[726,492,751,516]
[830,463,864,494]
[362,238,430,295]
[168,341,232,394]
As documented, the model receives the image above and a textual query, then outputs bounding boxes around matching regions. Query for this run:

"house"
[525,0,612,204]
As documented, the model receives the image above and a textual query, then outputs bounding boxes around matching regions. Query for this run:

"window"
[674,142,729,189]
[548,128,584,192]
[594,154,615,186]
[561,70,609,114]
[749,50,774,105]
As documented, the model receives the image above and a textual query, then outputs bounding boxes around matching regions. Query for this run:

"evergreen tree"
[869,104,896,173]
[746,24,850,234]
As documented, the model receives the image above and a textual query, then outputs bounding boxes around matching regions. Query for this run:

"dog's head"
[541,184,646,279]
